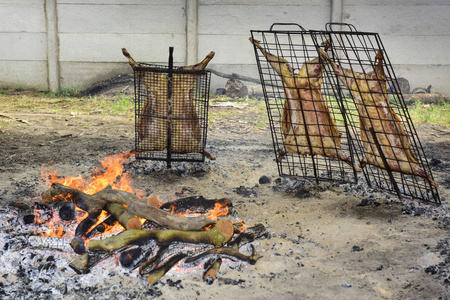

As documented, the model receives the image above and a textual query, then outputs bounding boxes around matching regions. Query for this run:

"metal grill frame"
[316,23,440,204]
[251,23,440,204]
[250,24,360,185]
[132,52,211,168]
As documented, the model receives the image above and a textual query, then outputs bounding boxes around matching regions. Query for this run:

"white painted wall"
[0,0,449,94]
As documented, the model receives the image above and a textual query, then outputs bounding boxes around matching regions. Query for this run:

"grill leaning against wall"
[125,48,214,167]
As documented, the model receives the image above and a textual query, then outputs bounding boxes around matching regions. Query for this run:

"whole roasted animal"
[319,48,438,187]
[250,38,355,169]
[122,48,215,160]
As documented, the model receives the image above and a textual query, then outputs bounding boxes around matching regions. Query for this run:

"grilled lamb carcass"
[122,49,215,160]
[250,38,356,169]
[319,49,438,187]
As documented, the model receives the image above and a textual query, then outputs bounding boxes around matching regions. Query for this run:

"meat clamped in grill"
[251,23,440,204]
[123,47,214,168]
[250,23,360,185]
[314,23,439,203]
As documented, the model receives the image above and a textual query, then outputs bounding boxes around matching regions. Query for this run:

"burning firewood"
[146,253,188,286]
[42,183,215,231]
[87,219,234,252]
[85,215,122,239]
[184,244,262,266]
[16,201,76,225]
[159,196,232,215]
[69,220,235,276]
[104,203,142,230]
[203,257,222,285]
[39,177,265,284]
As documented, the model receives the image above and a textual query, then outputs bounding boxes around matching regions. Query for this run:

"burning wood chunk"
[203,257,222,285]
[146,253,188,286]
[319,48,438,187]
[16,201,76,225]
[71,210,102,254]
[43,183,215,231]
[104,202,142,230]
[122,48,216,160]
[87,219,235,252]
[85,215,122,239]
[159,196,232,215]
[250,38,356,170]
[185,244,262,266]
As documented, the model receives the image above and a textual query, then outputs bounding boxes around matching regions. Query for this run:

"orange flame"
[41,150,138,195]
[205,202,229,221]
[39,150,140,238]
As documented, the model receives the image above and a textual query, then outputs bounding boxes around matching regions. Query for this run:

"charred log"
[146,253,187,286]
[203,257,222,285]
[71,210,102,254]
[85,215,122,239]
[228,223,266,248]
[159,196,232,215]
[51,201,76,221]
[119,242,156,270]
[69,250,113,274]
[139,245,172,276]
[16,203,35,224]
[185,244,262,266]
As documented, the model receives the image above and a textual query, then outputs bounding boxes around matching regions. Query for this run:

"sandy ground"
[0,103,449,299]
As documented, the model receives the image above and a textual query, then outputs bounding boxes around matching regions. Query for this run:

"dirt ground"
[0,97,449,299]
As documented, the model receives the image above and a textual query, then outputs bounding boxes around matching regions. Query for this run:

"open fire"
[6,151,264,287]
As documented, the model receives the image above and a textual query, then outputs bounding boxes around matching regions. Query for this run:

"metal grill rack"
[133,48,212,168]
[314,23,440,203]
[250,24,360,184]
[251,23,440,204]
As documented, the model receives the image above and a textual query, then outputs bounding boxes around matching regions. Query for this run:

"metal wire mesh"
[251,23,440,204]
[250,24,359,184]
[315,23,440,204]
[133,61,211,167]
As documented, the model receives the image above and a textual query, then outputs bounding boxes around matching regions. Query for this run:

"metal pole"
[167,47,174,168]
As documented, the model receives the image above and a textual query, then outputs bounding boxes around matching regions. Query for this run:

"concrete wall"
[0,0,449,94]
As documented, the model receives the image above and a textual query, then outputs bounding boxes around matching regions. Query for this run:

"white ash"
[0,207,258,299]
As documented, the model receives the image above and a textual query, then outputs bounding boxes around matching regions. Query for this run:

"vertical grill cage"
[251,23,440,204]
[133,55,211,168]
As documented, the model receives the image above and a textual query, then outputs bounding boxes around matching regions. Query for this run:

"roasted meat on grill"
[250,38,355,169]
[122,49,215,160]
[319,48,438,187]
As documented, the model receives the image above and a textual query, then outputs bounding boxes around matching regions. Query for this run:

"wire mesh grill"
[250,24,359,184]
[133,57,211,167]
[251,23,440,204]
[315,23,439,204]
